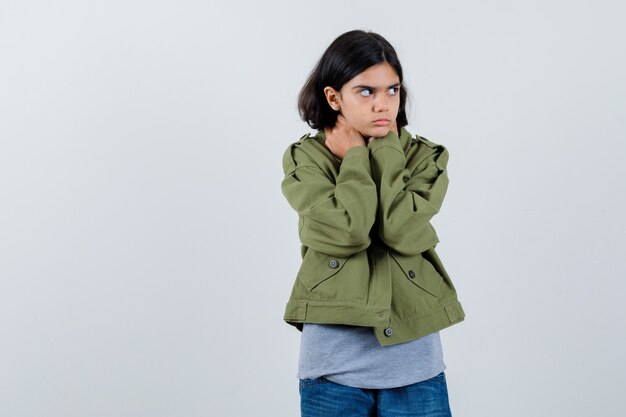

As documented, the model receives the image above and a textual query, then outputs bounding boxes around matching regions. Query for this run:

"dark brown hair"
[298,30,409,130]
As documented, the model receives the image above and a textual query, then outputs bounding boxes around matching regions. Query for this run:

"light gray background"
[1,1,625,416]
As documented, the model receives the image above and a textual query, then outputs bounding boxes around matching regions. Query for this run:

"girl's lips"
[373,119,390,126]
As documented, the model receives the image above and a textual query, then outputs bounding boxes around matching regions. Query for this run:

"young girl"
[281,30,465,417]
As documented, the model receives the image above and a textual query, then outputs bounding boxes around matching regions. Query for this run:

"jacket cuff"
[367,131,403,155]
[342,145,369,160]
[340,145,371,174]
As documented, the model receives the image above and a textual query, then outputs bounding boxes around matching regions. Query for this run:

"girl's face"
[324,62,401,138]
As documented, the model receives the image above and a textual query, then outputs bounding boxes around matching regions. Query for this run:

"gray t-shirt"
[298,323,445,389]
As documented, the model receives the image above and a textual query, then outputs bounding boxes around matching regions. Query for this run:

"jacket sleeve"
[281,143,378,258]
[367,132,449,256]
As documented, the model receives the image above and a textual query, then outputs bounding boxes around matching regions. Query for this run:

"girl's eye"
[359,89,372,97]
[389,87,399,95]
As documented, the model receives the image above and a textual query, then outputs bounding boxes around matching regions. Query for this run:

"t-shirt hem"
[298,364,447,390]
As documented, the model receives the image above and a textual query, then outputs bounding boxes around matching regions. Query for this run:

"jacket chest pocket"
[389,251,442,297]
[297,250,352,292]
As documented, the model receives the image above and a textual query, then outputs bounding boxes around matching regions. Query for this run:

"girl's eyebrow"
[351,82,401,90]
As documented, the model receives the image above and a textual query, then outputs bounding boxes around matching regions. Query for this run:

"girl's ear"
[323,86,341,111]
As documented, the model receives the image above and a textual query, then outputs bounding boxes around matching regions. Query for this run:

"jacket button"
[408,270,416,279]
[384,327,393,337]
[329,259,339,269]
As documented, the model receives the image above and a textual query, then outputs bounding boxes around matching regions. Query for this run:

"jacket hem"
[284,300,391,328]
[374,300,465,346]
[284,299,465,347]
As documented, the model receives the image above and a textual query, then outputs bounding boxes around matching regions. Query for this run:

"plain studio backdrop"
[1,1,625,416]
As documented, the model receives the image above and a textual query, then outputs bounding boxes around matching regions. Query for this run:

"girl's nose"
[373,95,389,112]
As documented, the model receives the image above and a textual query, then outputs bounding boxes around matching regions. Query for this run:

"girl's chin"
[363,126,392,138]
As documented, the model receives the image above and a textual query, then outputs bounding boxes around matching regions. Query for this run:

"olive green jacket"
[280,127,465,346]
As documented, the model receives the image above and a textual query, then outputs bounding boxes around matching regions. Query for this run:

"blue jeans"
[299,371,452,417]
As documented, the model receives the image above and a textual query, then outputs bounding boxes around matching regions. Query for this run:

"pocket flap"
[389,251,442,297]
[297,249,351,292]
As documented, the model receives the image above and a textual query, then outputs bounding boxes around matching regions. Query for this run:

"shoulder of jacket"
[282,132,327,174]
[407,133,449,169]
[413,134,445,150]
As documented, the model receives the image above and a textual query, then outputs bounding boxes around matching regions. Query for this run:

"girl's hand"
[367,119,398,144]
[324,114,366,159]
